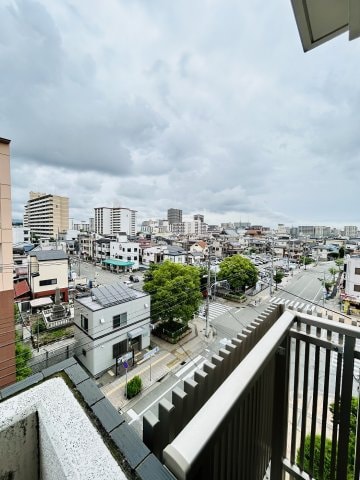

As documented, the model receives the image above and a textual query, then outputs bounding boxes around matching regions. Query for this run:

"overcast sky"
[1,0,359,228]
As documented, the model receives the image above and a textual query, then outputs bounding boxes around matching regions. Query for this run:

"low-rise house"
[141,246,164,265]
[28,250,69,302]
[74,283,151,376]
[163,245,187,264]
[94,238,111,264]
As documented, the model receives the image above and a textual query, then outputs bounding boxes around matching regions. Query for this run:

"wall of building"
[29,258,68,300]
[0,412,39,479]
[345,256,360,301]
[0,138,16,387]
[74,294,150,375]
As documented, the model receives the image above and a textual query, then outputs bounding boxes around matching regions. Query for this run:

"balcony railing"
[152,309,360,480]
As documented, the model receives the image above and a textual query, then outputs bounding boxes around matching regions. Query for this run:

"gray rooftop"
[29,250,68,261]
[77,282,148,311]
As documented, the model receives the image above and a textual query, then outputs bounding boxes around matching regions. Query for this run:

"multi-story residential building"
[167,208,182,224]
[12,224,31,244]
[28,250,69,302]
[24,192,69,240]
[0,137,16,387]
[74,283,151,376]
[344,225,358,238]
[94,207,137,236]
[170,220,207,236]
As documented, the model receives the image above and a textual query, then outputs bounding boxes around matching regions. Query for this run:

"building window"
[127,257,131,261]
[113,339,128,358]
[354,285,360,292]
[82,349,87,357]
[134,248,137,252]
[39,279,57,286]
[134,256,137,260]
[355,268,360,275]
[113,312,127,329]
[127,248,131,252]
[81,314,88,331]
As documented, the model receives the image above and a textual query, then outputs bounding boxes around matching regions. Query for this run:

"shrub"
[32,318,46,334]
[126,375,142,399]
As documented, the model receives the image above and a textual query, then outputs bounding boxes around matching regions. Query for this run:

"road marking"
[128,359,207,425]
[127,409,139,421]
[106,352,172,396]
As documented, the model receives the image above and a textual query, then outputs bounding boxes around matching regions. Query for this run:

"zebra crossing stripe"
[294,302,299,309]
[288,301,295,308]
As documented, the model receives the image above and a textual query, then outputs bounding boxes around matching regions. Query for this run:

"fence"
[143,304,283,461]
[146,307,360,480]
[29,342,76,374]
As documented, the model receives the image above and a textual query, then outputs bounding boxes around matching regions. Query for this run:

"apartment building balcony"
[143,306,360,480]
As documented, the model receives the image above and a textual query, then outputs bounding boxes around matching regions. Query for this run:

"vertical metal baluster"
[354,382,360,479]
[319,348,331,479]
[336,335,355,480]
[290,339,300,464]
[298,340,310,469]
[309,345,320,476]
[330,350,342,480]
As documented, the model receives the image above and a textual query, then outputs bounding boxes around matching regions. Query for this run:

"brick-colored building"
[0,137,16,387]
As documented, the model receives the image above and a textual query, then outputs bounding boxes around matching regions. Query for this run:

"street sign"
[143,346,159,361]
[122,361,129,369]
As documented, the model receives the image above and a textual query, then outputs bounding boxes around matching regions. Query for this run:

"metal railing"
[161,310,360,480]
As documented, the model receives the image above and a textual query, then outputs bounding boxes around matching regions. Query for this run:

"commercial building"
[24,192,69,240]
[0,137,16,387]
[94,207,137,236]
[167,208,182,224]
[74,283,150,376]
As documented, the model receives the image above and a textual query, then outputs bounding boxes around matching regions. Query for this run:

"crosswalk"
[199,302,234,322]
[269,296,317,314]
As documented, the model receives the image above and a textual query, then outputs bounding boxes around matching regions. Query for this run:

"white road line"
[129,360,206,425]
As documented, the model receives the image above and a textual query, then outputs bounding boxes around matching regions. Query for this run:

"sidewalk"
[98,317,212,410]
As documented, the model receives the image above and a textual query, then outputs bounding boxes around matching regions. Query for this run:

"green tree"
[298,397,358,479]
[218,255,258,292]
[328,267,337,282]
[273,270,284,290]
[143,261,202,324]
[299,256,313,266]
[15,332,32,381]
[339,246,345,258]
[335,258,344,269]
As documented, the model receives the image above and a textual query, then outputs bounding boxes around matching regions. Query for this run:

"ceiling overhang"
[291,0,360,51]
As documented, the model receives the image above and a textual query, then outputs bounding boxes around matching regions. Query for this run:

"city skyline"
[1,0,360,226]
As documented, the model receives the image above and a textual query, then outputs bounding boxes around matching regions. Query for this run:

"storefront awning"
[103,259,135,267]
[128,327,144,339]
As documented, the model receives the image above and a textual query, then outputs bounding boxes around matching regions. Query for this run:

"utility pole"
[270,239,274,296]
[78,251,81,277]
[205,247,211,338]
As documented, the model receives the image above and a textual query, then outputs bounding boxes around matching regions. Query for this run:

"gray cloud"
[2,0,360,227]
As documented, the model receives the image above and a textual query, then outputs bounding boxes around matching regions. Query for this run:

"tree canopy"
[143,261,202,324]
[273,270,284,290]
[218,255,258,292]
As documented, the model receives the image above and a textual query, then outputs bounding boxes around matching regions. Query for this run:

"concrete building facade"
[0,137,16,387]
[94,207,137,236]
[74,283,151,376]
[24,192,69,240]
[167,208,182,224]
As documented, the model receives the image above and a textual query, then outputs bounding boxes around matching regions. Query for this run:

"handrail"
[163,310,296,480]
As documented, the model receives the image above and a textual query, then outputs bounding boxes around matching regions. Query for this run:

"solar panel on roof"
[92,282,138,307]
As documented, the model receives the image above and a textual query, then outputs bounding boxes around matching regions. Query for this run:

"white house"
[344,256,360,302]
[74,282,151,376]
[28,250,69,302]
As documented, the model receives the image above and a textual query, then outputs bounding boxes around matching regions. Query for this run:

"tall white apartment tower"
[24,192,69,240]
[94,207,137,236]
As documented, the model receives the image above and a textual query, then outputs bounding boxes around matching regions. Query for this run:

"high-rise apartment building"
[167,208,182,224]
[0,137,16,387]
[24,192,69,240]
[344,226,358,238]
[94,207,137,236]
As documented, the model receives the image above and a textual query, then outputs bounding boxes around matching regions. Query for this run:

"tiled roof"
[29,250,68,261]
[14,280,30,298]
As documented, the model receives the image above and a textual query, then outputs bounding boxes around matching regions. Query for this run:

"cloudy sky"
[1,0,359,228]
